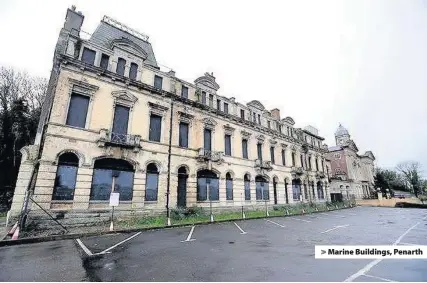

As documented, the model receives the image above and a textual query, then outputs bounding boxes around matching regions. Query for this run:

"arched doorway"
[244,174,251,200]
[284,179,289,204]
[177,166,188,207]
[90,158,134,201]
[292,179,301,201]
[255,175,269,200]
[197,169,219,201]
[317,181,324,200]
[273,177,278,204]
[52,152,79,201]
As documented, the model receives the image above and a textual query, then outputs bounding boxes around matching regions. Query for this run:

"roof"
[335,124,349,137]
[328,145,342,152]
[90,20,158,68]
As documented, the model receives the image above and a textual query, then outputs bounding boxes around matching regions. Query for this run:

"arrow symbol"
[321,250,326,254]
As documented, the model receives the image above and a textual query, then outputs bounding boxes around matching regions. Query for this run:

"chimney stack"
[64,6,84,36]
[271,108,281,120]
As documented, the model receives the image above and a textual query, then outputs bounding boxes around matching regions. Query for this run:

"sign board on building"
[109,193,120,207]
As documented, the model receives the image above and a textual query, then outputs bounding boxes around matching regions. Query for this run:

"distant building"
[11,7,332,221]
[326,125,375,200]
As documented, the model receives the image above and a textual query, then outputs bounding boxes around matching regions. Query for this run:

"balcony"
[291,166,304,175]
[97,129,141,152]
[197,148,224,163]
[254,159,273,171]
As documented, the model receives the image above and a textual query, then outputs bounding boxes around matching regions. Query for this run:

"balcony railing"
[291,166,304,175]
[197,148,224,163]
[97,129,141,151]
[254,159,273,171]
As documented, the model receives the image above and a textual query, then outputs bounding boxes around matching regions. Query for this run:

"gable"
[247,100,265,111]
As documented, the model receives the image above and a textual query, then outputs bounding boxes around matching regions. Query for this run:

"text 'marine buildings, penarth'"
[10,7,335,218]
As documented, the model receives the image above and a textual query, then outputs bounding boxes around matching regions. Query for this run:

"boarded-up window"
[66,93,89,128]
[116,58,126,76]
[129,63,138,80]
[82,47,96,65]
[149,114,162,142]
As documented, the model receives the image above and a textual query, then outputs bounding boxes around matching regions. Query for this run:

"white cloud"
[0,0,426,176]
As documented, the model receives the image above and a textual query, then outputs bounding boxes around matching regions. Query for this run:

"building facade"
[10,7,332,218]
[326,125,375,200]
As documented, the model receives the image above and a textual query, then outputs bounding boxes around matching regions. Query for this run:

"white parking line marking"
[361,274,396,282]
[76,239,93,256]
[99,232,142,254]
[234,222,247,234]
[266,219,286,228]
[181,226,196,242]
[320,213,330,216]
[310,216,328,220]
[293,218,311,223]
[320,224,349,234]
[344,221,422,282]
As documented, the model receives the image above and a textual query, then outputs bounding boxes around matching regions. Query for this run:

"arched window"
[129,63,138,80]
[255,176,269,200]
[292,179,301,201]
[244,174,251,200]
[226,173,233,200]
[116,58,126,76]
[317,181,324,199]
[52,152,79,200]
[145,163,159,201]
[197,170,219,201]
[90,158,134,201]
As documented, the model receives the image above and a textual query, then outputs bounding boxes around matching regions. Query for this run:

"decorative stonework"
[247,100,265,111]
[69,78,99,97]
[202,117,217,130]
[241,130,252,139]
[194,72,220,92]
[281,143,288,148]
[256,134,265,143]
[269,139,277,145]
[112,90,138,108]
[178,111,194,124]
[223,124,235,135]
[148,102,168,116]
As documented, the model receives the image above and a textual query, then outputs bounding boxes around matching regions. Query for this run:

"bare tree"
[396,161,423,197]
[0,66,47,208]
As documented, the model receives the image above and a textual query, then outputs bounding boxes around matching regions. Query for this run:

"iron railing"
[197,148,224,163]
[97,129,141,150]
[254,159,273,171]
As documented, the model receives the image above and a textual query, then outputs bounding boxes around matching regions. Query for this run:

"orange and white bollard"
[11,227,19,240]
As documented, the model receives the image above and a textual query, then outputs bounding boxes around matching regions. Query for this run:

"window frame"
[149,113,162,142]
[179,121,189,148]
[154,75,163,89]
[129,62,138,80]
[116,57,126,76]
[270,146,275,164]
[81,47,96,65]
[181,85,189,99]
[224,134,232,156]
[242,139,248,159]
[65,92,90,129]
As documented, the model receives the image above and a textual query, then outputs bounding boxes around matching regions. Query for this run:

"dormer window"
[82,47,96,65]
[181,86,188,99]
[257,114,261,125]
[129,63,138,80]
[100,54,109,70]
[240,109,245,120]
[154,75,163,89]
[201,91,207,104]
[217,99,221,110]
[116,58,126,76]
[253,112,256,122]
[209,94,213,107]
[224,103,229,114]
[267,121,271,129]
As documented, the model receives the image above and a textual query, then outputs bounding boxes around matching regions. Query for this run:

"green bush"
[419,195,427,203]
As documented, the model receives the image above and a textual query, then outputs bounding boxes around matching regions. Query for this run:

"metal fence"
[7,194,356,239]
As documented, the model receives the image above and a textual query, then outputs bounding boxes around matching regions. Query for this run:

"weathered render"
[326,125,376,200]
[11,7,332,220]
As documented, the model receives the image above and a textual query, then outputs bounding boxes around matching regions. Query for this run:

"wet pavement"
[0,206,426,281]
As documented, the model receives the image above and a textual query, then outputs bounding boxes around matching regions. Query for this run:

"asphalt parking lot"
[0,206,426,282]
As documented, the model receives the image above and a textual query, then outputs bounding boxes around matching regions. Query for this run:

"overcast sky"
[1,0,426,176]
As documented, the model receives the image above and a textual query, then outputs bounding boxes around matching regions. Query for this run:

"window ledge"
[144,201,158,204]
[197,200,220,203]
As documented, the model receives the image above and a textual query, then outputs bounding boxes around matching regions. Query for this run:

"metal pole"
[208,183,213,222]
[110,177,115,231]
[166,100,174,226]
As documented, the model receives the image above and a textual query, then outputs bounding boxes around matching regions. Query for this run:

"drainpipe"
[165,99,174,226]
